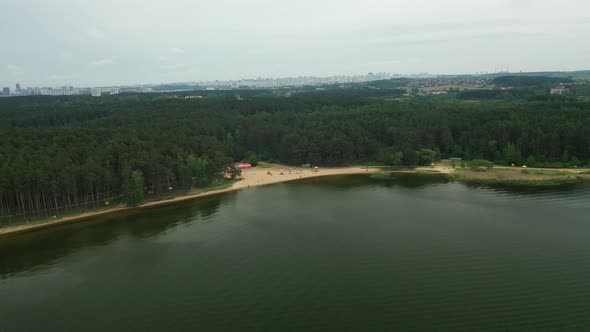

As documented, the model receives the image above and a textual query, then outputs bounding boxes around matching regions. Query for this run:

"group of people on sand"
[260,167,312,179]
[266,168,305,176]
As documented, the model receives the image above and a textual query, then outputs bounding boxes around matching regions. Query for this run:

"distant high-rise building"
[109,87,120,95]
[2,87,10,96]
[91,88,102,97]
[39,87,75,96]
[16,83,21,91]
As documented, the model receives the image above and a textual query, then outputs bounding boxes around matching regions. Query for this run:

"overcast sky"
[1,0,589,87]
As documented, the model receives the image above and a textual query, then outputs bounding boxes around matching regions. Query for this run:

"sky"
[1,0,589,87]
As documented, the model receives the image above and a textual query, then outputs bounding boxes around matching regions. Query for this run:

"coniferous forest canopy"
[1,88,590,222]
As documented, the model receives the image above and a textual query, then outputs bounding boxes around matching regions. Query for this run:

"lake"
[1,175,590,331]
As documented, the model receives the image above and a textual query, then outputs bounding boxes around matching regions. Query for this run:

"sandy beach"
[0,165,380,238]
[2,162,583,238]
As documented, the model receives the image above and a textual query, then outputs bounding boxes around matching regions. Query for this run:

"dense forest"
[296,87,406,98]
[457,89,533,100]
[1,92,589,223]
[492,75,574,87]
[458,75,580,100]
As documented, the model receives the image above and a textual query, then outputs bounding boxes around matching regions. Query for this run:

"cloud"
[169,47,185,54]
[48,74,75,82]
[2,0,590,86]
[90,59,114,67]
[370,60,402,66]
[59,51,73,59]
[161,63,189,70]
[88,27,106,40]
[364,26,542,47]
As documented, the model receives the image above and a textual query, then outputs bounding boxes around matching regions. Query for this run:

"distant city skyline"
[2,0,590,87]
[0,72,406,96]
[1,68,587,97]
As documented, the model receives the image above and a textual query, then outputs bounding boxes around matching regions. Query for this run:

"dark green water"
[1,175,590,331]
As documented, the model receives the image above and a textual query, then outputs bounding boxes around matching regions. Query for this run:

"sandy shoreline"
[2,163,583,238]
[0,165,380,238]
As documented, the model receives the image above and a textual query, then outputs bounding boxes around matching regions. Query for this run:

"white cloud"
[169,47,185,54]
[90,59,114,67]
[48,74,75,82]
[371,60,402,66]
[88,27,106,40]
[161,63,189,70]
[7,65,21,72]
[58,51,73,59]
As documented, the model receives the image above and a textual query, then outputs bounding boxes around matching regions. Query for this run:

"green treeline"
[457,75,577,100]
[0,95,589,222]
[458,89,532,100]
[296,87,406,98]
[492,76,574,87]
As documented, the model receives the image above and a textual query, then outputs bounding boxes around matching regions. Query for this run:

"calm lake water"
[1,175,590,331]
